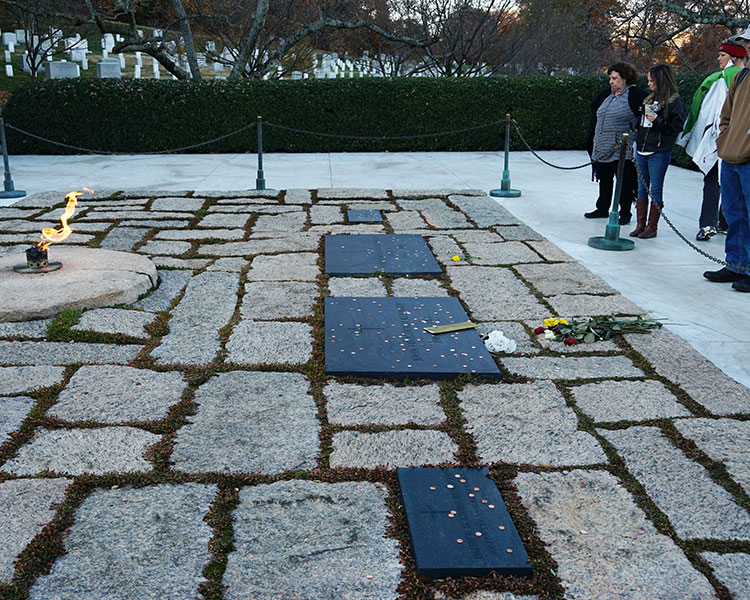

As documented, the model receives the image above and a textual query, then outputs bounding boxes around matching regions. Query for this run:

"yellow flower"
[452,255,460,262]
[559,318,569,325]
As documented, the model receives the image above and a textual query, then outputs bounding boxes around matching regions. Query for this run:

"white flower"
[544,329,556,340]
[484,330,517,353]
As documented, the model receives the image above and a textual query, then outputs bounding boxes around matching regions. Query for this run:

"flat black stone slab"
[398,467,532,579]
[325,297,501,380]
[346,209,383,223]
[324,234,441,275]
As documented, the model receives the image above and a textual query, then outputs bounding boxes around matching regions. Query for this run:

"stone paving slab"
[601,426,750,540]
[514,262,617,296]
[98,226,149,251]
[226,321,313,365]
[701,552,750,600]
[460,382,607,466]
[450,230,504,244]
[196,212,249,228]
[133,269,192,312]
[80,210,194,220]
[241,281,317,319]
[0,366,65,394]
[515,470,716,600]
[674,418,750,494]
[310,205,343,224]
[526,240,576,262]
[571,380,691,422]
[0,341,141,365]
[155,228,245,240]
[206,257,248,272]
[224,480,401,600]
[137,240,192,256]
[0,478,70,583]
[493,224,545,242]
[476,321,538,355]
[329,429,458,468]
[171,371,318,474]
[1,396,34,445]
[390,278,449,297]
[2,426,160,475]
[152,271,240,365]
[464,241,542,265]
[387,210,428,230]
[29,484,216,600]
[325,381,444,425]
[0,319,51,339]
[448,266,548,320]
[49,365,186,424]
[73,308,156,338]
[501,356,643,380]
[449,195,523,227]
[317,188,390,200]
[246,252,319,281]
[327,276,387,296]
[150,197,205,211]
[625,329,750,416]
[546,293,647,317]
[151,256,210,269]
[253,211,307,232]
[426,235,467,264]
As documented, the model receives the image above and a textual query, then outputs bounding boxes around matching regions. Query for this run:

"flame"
[38,188,93,250]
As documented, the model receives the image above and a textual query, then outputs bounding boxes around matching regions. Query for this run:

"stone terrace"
[1,189,749,600]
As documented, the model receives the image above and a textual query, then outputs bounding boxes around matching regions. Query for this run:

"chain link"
[510,119,606,170]
[5,122,257,155]
[631,155,750,274]
[263,119,504,140]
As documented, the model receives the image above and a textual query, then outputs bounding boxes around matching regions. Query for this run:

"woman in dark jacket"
[632,64,686,238]
[586,63,647,224]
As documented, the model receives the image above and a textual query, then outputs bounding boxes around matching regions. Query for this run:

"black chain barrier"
[4,122,257,155]
[263,120,504,140]
[631,154,750,274]
[509,119,605,170]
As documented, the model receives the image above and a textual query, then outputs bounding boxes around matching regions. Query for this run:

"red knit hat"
[719,42,747,58]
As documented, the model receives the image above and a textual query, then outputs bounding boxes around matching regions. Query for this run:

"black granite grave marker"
[346,209,383,223]
[324,234,442,275]
[324,297,501,380]
[398,467,532,578]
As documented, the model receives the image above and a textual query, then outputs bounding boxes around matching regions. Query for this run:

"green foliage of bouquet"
[534,315,663,345]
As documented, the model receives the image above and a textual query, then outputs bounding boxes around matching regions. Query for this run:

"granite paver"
[327,276,387,296]
[133,269,192,312]
[224,480,401,600]
[0,319,52,338]
[0,478,70,583]
[2,427,160,475]
[571,380,691,422]
[171,371,318,473]
[460,382,607,466]
[29,484,216,600]
[0,366,65,394]
[463,241,542,265]
[226,320,313,364]
[48,365,186,423]
[674,418,750,494]
[0,341,142,365]
[329,429,458,468]
[701,552,750,600]
[241,281,317,319]
[151,271,240,365]
[501,355,643,380]
[72,308,156,338]
[515,470,716,599]
[601,426,750,540]
[246,252,319,281]
[0,396,34,444]
[325,382,444,425]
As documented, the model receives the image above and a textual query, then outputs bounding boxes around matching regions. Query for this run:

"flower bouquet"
[534,315,662,346]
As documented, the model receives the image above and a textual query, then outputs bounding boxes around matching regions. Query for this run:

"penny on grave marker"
[397,466,532,578]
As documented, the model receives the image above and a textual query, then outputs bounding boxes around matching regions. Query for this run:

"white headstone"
[2,32,16,46]
[81,56,88,70]
[212,61,224,71]
[70,48,87,62]
[152,29,162,39]
[21,51,30,73]
[44,61,80,79]
[196,52,206,67]
[15,30,26,45]
[103,33,115,53]
[115,34,123,42]
[5,64,13,77]
[96,57,121,78]
[303,72,309,79]
[291,71,303,80]
[135,51,142,66]
[102,49,108,59]
[206,41,216,51]
[7,41,14,53]
[4,50,10,63]
[134,64,141,78]
[118,53,125,68]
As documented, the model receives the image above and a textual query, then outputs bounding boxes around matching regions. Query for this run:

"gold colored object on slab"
[424,321,477,335]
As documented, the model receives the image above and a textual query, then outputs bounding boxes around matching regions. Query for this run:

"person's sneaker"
[584,209,609,219]
[696,226,717,241]
[732,276,750,292]
[704,267,745,282]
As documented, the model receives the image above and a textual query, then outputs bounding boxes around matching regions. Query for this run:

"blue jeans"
[719,160,750,274]
[635,151,671,207]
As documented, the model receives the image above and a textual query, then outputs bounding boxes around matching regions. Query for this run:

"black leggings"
[593,160,638,218]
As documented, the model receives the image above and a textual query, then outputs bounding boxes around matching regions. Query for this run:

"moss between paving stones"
[2,190,744,599]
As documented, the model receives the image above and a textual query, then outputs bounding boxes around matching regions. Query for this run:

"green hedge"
[3,73,708,157]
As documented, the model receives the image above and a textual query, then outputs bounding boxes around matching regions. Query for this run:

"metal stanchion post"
[252,115,277,193]
[588,133,634,251]
[0,114,26,199]
[490,113,521,198]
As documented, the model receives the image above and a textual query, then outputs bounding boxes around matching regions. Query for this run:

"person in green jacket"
[677,40,746,240]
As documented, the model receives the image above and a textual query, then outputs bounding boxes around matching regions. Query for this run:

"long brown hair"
[647,64,679,107]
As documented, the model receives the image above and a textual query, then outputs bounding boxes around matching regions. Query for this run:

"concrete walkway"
[2,151,747,387]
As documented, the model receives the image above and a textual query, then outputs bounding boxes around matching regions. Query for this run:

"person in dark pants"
[677,40,746,240]
[586,63,647,225]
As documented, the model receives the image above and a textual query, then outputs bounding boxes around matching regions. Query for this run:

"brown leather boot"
[629,200,648,237]
[638,203,661,238]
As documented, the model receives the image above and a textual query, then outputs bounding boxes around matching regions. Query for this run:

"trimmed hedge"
[3,74,707,157]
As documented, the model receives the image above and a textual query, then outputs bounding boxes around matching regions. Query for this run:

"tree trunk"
[171,0,201,80]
